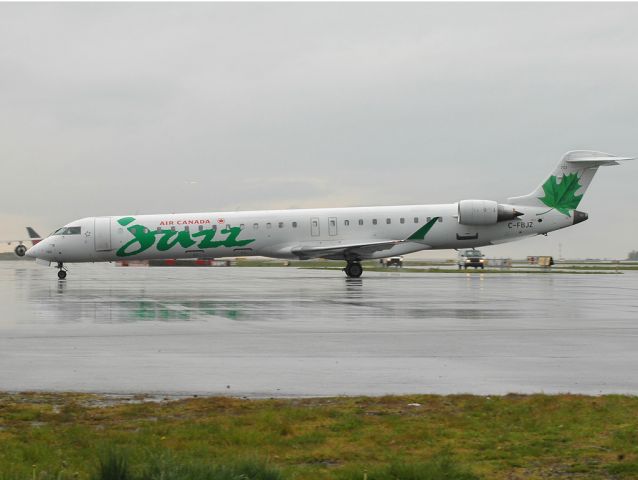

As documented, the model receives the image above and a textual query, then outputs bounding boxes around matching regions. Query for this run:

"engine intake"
[458,200,522,225]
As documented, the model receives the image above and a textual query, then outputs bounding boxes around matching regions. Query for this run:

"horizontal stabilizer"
[566,156,636,167]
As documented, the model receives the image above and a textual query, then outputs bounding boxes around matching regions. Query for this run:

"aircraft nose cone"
[25,243,41,258]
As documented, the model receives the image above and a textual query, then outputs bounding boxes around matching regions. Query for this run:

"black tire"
[14,245,27,257]
[346,262,363,278]
[57,270,67,279]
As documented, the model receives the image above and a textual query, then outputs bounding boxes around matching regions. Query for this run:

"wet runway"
[1,261,637,397]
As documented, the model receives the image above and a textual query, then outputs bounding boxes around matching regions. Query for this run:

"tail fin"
[26,227,41,246]
[508,151,635,215]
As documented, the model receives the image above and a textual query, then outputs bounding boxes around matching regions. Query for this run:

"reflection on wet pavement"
[1,262,637,396]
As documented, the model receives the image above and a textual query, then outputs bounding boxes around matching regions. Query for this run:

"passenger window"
[278,222,284,228]
[344,220,350,226]
[400,218,405,224]
[170,226,176,232]
[253,223,259,230]
[312,220,318,227]
[414,217,419,223]
[292,221,298,228]
[372,219,378,225]
[156,227,162,232]
[386,218,391,224]
[427,217,431,222]
[266,223,272,229]
[330,219,336,227]
[240,224,245,230]
[212,225,217,231]
[358,219,363,225]
[438,217,443,222]
[198,225,204,232]
[183,226,189,232]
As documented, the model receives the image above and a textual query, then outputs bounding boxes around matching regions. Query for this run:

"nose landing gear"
[344,261,363,278]
[56,262,67,279]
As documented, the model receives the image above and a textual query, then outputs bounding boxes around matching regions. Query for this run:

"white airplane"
[27,151,633,279]
[2,227,43,257]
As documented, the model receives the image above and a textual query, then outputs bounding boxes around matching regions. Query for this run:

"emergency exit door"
[94,217,112,251]
[310,217,320,237]
[328,217,337,236]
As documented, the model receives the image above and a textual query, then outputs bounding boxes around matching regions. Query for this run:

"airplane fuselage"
[29,202,575,264]
[30,149,632,279]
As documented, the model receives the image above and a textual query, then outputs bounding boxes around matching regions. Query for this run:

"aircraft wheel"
[57,270,67,280]
[345,262,363,278]
[14,245,27,257]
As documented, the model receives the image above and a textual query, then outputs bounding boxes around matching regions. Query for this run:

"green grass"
[94,451,283,480]
[337,455,480,480]
[1,393,638,479]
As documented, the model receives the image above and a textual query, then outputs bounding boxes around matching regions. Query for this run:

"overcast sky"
[1,2,637,259]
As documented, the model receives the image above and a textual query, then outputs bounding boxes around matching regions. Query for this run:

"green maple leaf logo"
[538,173,583,216]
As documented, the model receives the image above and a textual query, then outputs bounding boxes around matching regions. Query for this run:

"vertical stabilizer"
[26,227,41,245]
[507,151,634,216]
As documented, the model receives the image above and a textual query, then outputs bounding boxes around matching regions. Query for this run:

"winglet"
[407,217,439,241]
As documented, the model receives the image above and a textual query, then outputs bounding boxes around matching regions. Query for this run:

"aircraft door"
[94,217,112,251]
[310,217,320,237]
[328,217,337,236]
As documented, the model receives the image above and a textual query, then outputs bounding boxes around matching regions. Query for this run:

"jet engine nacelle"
[14,244,27,257]
[457,200,522,225]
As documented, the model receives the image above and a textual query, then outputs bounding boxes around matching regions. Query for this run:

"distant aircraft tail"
[27,227,41,245]
[507,151,635,216]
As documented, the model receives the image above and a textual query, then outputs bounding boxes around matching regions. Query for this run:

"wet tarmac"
[1,261,637,397]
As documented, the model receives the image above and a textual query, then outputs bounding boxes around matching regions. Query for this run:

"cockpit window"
[53,226,81,235]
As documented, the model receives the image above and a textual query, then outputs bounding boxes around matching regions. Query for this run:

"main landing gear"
[56,262,67,280]
[344,261,363,278]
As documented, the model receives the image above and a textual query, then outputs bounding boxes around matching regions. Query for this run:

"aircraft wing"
[1,227,43,245]
[289,216,440,260]
[291,240,403,260]
[1,238,42,244]
[2,228,44,257]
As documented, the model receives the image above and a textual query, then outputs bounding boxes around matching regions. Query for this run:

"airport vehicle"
[2,227,43,257]
[380,256,404,267]
[527,255,555,266]
[26,151,634,279]
[458,249,485,269]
